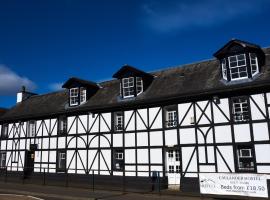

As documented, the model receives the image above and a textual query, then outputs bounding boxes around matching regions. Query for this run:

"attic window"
[70,88,79,106]
[69,87,87,106]
[121,77,144,98]
[228,54,248,80]
[122,77,135,98]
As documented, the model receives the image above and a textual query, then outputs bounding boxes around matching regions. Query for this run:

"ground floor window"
[113,148,124,171]
[57,150,66,172]
[236,145,255,172]
[0,152,6,168]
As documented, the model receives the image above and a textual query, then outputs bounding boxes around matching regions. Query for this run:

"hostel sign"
[199,173,268,198]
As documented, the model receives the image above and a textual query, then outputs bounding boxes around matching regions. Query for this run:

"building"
[0,39,270,192]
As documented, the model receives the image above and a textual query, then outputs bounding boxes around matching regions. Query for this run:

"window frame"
[57,150,66,172]
[80,87,87,104]
[249,53,259,76]
[114,112,124,131]
[113,148,124,171]
[122,77,135,98]
[232,97,249,122]
[166,110,177,128]
[221,58,228,80]
[228,54,248,81]
[28,121,36,137]
[236,145,255,172]
[136,77,143,95]
[58,116,68,135]
[70,87,79,106]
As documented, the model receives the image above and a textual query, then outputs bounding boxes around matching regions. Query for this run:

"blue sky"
[0,0,270,108]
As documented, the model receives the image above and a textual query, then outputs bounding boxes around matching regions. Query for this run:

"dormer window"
[113,65,154,99]
[62,77,99,107]
[121,77,143,98]
[214,39,265,83]
[228,54,248,80]
[70,88,79,106]
[69,87,87,106]
[80,87,87,104]
[250,53,259,75]
[136,77,143,95]
[122,77,135,98]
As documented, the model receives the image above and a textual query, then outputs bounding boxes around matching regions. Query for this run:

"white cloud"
[0,65,36,96]
[48,82,64,91]
[142,0,269,33]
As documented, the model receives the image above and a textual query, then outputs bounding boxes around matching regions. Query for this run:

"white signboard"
[199,173,268,198]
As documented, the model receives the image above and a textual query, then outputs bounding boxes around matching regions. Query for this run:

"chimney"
[17,86,36,103]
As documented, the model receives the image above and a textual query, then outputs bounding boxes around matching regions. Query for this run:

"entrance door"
[24,145,36,178]
[166,149,181,189]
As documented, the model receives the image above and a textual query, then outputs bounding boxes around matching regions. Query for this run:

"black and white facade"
[1,39,270,191]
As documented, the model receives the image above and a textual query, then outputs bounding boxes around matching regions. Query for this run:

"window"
[28,121,36,137]
[176,165,181,173]
[166,110,177,128]
[221,58,227,80]
[114,112,124,131]
[80,87,87,104]
[169,165,174,173]
[136,77,143,95]
[57,150,66,172]
[175,150,180,161]
[228,54,248,80]
[58,116,67,135]
[168,150,173,158]
[121,76,144,98]
[237,145,255,172]
[122,77,134,98]
[250,53,259,75]
[70,88,79,106]
[1,124,8,138]
[0,152,6,168]
[113,149,124,171]
[232,97,249,122]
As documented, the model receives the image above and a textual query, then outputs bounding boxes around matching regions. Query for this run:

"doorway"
[23,144,37,178]
[166,148,181,189]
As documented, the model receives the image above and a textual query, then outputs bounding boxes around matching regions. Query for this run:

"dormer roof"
[62,77,99,89]
[213,39,265,59]
[112,65,154,79]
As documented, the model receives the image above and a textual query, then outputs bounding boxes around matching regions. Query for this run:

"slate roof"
[1,47,270,122]
[0,108,7,117]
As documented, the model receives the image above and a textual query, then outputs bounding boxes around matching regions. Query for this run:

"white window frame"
[80,87,87,104]
[28,121,36,137]
[122,77,135,98]
[70,88,79,106]
[58,151,66,170]
[237,146,254,171]
[228,54,248,81]
[115,113,123,131]
[136,77,143,95]
[0,152,6,168]
[58,116,67,134]
[221,58,227,80]
[166,110,177,128]
[232,97,249,122]
[239,149,252,158]
[249,53,259,76]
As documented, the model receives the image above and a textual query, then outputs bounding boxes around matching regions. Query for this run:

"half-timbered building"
[1,39,270,192]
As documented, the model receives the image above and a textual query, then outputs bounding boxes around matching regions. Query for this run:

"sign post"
[199,173,268,198]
